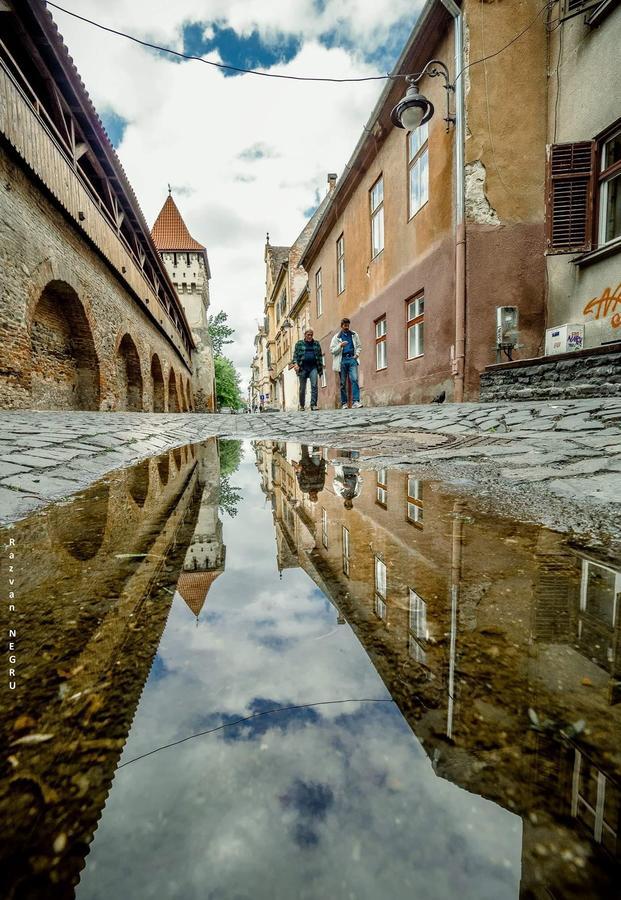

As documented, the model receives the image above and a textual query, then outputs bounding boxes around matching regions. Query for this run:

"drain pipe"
[440,0,466,403]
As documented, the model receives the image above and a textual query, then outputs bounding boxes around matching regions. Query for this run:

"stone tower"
[151,192,216,411]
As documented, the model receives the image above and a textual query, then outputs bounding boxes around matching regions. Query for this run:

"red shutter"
[546,142,596,253]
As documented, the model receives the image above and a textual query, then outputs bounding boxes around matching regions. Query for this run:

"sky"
[76,440,522,899]
[47,0,425,389]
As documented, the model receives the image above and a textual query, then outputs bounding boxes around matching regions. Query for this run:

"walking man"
[292,328,323,410]
[330,317,362,408]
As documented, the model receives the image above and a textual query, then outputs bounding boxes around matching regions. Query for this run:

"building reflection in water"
[254,439,621,897]
[0,439,226,900]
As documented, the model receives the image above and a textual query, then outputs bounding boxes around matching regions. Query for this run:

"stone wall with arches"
[0,150,194,411]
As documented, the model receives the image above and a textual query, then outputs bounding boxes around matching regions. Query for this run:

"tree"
[218,438,243,517]
[207,310,235,357]
[214,356,244,409]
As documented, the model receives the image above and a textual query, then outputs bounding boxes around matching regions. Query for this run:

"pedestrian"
[333,460,362,509]
[292,445,326,501]
[292,328,324,411]
[330,317,362,409]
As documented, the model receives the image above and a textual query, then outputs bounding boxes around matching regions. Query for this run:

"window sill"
[408,200,429,223]
[376,366,388,372]
[574,237,621,268]
[370,249,384,262]
[406,354,424,361]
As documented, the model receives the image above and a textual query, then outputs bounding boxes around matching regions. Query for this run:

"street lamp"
[390,59,455,132]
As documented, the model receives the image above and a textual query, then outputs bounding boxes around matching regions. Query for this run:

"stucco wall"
[545,5,621,342]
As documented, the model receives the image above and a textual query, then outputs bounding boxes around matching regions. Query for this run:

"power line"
[47,0,554,87]
[117,697,394,768]
[45,2,393,83]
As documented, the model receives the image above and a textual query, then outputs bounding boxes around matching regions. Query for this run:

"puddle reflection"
[0,438,619,899]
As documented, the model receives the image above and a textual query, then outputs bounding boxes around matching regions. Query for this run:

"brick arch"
[151,354,165,412]
[168,368,180,412]
[128,458,150,508]
[48,482,109,561]
[185,377,194,411]
[29,279,100,410]
[116,333,143,411]
[157,451,170,485]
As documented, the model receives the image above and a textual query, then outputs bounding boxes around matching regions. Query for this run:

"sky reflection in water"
[76,444,521,900]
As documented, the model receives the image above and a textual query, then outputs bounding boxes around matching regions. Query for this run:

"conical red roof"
[176,570,222,617]
[151,194,205,251]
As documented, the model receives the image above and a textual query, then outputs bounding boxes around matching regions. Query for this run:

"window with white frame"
[320,350,327,388]
[336,233,345,294]
[408,122,429,219]
[408,634,427,664]
[406,295,424,359]
[406,476,423,526]
[370,175,384,258]
[316,268,323,317]
[376,469,387,507]
[375,316,387,370]
[342,526,350,576]
[409,589,428,639]
[321,508,328,549]
[598,124,621,246]
[374,556,387,620]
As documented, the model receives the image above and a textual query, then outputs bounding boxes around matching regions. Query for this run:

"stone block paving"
[0,399,620,538]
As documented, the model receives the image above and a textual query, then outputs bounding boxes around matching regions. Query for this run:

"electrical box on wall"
[545,324,585,356]
[496,307,519,346]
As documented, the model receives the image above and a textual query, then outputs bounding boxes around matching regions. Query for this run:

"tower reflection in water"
[255,439,621,898]
[0,438,225,900]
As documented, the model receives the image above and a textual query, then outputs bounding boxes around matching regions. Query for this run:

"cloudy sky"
[48,0,425,387]
[76,440,522,899]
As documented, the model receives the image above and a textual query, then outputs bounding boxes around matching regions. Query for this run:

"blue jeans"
[340,357,360,405]
[298,367,318,408]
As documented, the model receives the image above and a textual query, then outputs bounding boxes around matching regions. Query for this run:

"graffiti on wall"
[583,284,621,329]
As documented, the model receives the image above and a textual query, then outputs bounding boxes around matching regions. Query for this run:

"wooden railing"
[0,50,191,367]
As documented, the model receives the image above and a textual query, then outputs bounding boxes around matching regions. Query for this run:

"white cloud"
[49,1,423,388]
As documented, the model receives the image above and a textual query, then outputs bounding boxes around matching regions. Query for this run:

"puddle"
[1,438,620,899]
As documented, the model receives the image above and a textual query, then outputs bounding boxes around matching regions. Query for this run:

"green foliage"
[207,310,235,357]
[214,356,243,410]
[218,439,244,477]
[218,439,243,517]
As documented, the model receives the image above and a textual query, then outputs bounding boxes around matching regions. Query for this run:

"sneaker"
[352,401,363,408]
[298,405,305,411]
[341,403,349,409]
[310,405,317,411]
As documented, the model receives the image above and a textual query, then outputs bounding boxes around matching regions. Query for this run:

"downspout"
[440,0,466,402]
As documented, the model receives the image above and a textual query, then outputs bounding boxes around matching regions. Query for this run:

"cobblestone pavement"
[1,398,620,539]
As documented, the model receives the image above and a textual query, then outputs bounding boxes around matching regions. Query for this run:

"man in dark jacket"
[292,328,323,411]
[293,445,326,501]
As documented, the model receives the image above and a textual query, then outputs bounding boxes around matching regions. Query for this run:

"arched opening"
[186,378,193,411]
[116,334,143,411]
[30,280,100,410]
[158,453,170,485]
[168,369,179,412]
[151,354,165,412]
[173,447,182,470]
[50,482,109,560]
[128,459,150,508]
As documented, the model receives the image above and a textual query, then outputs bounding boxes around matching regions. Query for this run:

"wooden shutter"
[546,141,596,253]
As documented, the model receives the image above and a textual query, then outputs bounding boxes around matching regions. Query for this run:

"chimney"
[327,173,337,193]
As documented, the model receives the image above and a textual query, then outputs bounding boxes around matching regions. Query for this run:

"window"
[406,477,424,526]
[320,351,327,388]
[336,233,345,294]
[409,589,428,639]
[598,124,621,245]
[316,268,323,317]
[406,295,424,359]
[375,316,387,370]
[321,508,328,549]
[370,175,384,257]
[376,469,387,507]
[408,121,429,218]
[546,142,596,253]
[342,526,350,577]
[276,335,282,360]
[374,556,387,620]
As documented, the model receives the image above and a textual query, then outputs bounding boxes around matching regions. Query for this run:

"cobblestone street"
[2,398,620,540]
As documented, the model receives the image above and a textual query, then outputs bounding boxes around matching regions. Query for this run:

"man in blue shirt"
[329,318,362,408]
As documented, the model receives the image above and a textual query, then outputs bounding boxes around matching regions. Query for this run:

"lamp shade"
[391,84,434,130]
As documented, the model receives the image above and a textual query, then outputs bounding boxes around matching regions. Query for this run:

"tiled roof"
[176,569,222,617]
[151,195,205,252]
[267,245,290,280]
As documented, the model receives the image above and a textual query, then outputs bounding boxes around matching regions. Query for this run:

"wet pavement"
[1,438,621,899]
